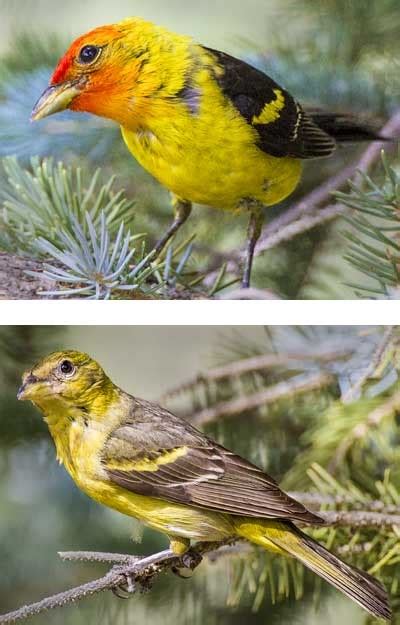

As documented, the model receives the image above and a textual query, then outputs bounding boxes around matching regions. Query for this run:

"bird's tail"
[308,110,389,143]
[235,518,391,621]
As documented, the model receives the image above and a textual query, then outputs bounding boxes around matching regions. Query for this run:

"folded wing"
[102,400,323,525]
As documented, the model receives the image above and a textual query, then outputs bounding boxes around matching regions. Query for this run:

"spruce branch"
[0,156,135,255]
[342,326,395,402]
[316,510,400,528]
[330,391,400,472]
[0,157,204,299]
[341,148,400,297]
[190,371,335,426]
[162,348,352,401]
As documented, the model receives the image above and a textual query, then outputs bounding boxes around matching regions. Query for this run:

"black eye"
[60,360,75,376]
[78,45,101,64]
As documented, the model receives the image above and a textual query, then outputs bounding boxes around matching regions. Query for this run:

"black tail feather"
[308,110,390,143]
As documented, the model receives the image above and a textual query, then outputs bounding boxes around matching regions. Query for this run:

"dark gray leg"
[242,206,264,289]
[153,198,192,258]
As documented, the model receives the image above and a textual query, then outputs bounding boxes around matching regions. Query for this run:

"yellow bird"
[18,350,391,619]
[31,17,385,287]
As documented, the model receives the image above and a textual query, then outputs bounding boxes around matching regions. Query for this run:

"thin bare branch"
[252,204,347,254]
[191,371,335,426]
[162,349,351,401]
[0,541,234,625]
[317,510,400,528]
[59,551,141,565]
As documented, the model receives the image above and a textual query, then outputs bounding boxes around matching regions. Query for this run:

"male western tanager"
[18,350,391,619]
[30,18,385,288]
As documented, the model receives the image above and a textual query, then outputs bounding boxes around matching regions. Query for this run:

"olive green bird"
[18,350,391,620]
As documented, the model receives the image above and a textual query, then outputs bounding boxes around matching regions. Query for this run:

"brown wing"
[102,398,323,525]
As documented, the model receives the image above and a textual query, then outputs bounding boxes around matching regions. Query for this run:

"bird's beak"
[30,81,83,122]
[17,374,39,401]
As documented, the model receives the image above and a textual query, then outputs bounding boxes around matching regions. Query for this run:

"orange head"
[31,18,189,129]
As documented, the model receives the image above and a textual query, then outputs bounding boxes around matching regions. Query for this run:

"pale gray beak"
[31,81,83,122]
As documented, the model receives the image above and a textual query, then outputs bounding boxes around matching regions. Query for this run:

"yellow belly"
[64,419,234,542]
[121,80,302,210]
[78,473,235,542]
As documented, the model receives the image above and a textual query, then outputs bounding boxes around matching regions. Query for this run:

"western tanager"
[18,350,391,619]
[30,18,386,288]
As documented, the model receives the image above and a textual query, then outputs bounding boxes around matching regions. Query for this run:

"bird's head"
[31,17,190,129]
[18,350,117,416]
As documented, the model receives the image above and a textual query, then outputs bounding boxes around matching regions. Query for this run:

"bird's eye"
[78,45,101,65]
[59,360,76,377]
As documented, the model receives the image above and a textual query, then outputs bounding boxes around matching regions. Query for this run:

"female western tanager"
[31,18,385,288]
[18,350,391,619]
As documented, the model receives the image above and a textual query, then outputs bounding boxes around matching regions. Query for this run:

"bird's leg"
[242,202,264,289]
[170,536,191,556]
[153,198,192,258]
[169,536,202,578]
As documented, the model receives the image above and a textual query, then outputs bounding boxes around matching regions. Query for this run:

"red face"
[31,21,149,128]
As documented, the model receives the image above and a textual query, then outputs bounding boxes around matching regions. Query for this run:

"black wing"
[102,398,323,525]
[204,47,336,159]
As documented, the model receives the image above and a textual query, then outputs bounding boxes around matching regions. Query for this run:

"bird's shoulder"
[203,46,336,159]
[102,396,209,462]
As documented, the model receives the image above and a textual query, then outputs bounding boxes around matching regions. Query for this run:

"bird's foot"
[112,570,136,600]
[111,565,155,599]
[182,550,203,570]
[172,549,203,579]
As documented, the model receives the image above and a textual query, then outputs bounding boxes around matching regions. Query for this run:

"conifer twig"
[342,326,395,403]
[330,390,400,472]
[190,371,334,425]
[162,349,351,400]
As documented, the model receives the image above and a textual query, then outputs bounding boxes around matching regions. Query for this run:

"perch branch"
[1,501,399,624]
[0,540,234,625]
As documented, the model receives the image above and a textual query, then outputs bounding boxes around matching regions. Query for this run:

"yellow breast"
[57,418,234,542]
[121,67,302,210]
